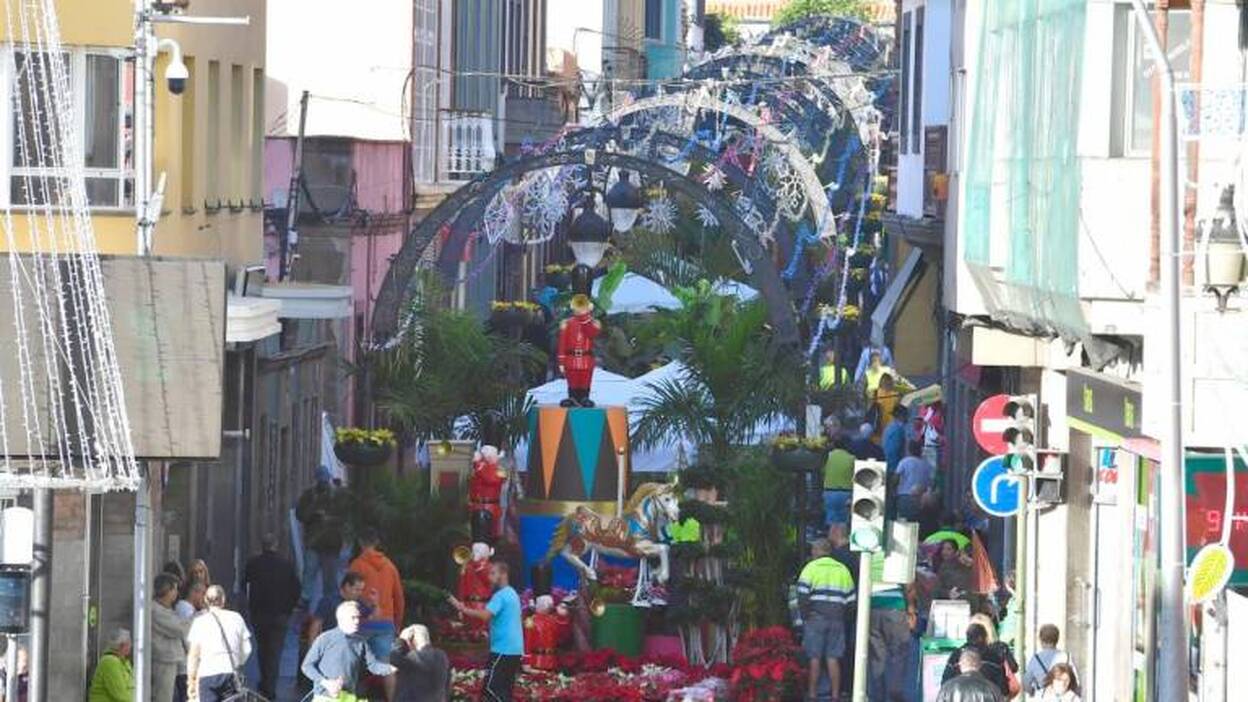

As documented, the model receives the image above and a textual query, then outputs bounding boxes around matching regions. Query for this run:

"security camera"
[166,57,189,95]
[159,39,189,96]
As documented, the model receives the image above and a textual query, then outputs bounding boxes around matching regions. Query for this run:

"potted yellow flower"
[769,433,828,473]
[333,427,397,467]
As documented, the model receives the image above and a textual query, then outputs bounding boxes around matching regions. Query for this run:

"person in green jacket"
[89,628,134,702]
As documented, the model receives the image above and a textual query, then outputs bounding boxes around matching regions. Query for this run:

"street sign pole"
[1014,472,1029,675]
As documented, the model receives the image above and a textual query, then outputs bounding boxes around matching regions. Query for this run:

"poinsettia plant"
[728,626,803,702]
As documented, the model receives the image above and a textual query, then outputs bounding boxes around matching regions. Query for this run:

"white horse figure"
[545,482,681,601]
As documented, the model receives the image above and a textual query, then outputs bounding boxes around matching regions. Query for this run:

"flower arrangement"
[334,427,397,447]
[448,650,716,701]
[545,264,574,275]
[769,433,827,452]
[728,626,803,702]
[489,300,541,312]
[841,304,861,321]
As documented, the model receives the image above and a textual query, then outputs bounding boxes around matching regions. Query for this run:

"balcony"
[440,111,496,182]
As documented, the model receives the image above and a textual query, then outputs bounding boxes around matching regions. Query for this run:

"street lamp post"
[567,204,612,297]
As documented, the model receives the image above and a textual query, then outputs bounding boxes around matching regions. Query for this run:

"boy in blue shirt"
[448,561,523,701]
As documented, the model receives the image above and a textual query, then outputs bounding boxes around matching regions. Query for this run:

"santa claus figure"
[456,542,494,620]
[524,594,571,670]
[468,446,506,540]
[557,294,601,408]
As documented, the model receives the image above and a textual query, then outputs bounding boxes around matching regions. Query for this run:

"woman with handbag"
[186,585,254,702]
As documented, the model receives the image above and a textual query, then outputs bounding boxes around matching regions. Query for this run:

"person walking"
[941,623,1012,696]
[186,585,253,702]
[447,561,523,701]
[796,538,855,702]
[297,466,347,605]
[894,441,934,522]
[151,574,191,702]
[391,624,451,702]
[187,559,212,589]
[1035,663,1080,702]
[867,554,918,702]
[846,423,884,462]
[881,403,909,471]
[348,527,405,701]
[301,601,396,701]
[1023,624,1075,697]
[88,629,134,702]
[822,428,855,527]
[936,649,1005,702]
[244,533,301,700]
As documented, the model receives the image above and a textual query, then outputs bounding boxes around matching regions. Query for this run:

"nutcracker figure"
[468,445,506,540]
[556,294,601,408]
[456,542,494,615]
[524,595,572,670]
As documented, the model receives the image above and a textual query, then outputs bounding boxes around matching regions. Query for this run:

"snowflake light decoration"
[642,188,678,235]
[701,163,727,192]
[482,189,517,245]
[695,204,719,229]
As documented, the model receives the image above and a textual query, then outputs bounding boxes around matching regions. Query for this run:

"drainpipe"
[1184,0,1205,286]
[1149,1,1170,288]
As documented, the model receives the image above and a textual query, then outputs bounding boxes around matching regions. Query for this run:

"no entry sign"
[972,394,1014,455]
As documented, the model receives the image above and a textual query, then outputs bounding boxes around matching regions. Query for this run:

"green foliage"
[593,261,629,314]
[773,0,870,26]
[347,472,468,592]
[703,13,741,52]
[595,316,673,378]
[632,282,804,461]
[368,289,546,444]
[722,449,798,628]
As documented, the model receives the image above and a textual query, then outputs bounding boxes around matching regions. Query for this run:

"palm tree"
[632,282,804,462]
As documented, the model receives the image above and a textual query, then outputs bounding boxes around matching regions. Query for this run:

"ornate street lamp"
[1202,185,1246,312]
[605,175,643,233]
[568,205,611,296]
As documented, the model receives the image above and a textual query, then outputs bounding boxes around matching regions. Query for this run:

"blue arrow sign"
[972,456,1021,517]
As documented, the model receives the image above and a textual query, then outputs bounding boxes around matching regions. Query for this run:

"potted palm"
[333,427,397,467]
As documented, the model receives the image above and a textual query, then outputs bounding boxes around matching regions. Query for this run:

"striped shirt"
[797,557,856,618]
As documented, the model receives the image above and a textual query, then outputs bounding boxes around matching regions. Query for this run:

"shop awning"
[226,295,282,343]
[259,283,352,319]
[871,248,924,345]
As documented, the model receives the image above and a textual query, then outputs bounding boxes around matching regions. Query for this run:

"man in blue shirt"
[448,561,523,701]
[300,601,395,700]
[882,404,910,472]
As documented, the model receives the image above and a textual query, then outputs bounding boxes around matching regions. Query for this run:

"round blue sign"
[972,456,1021,517]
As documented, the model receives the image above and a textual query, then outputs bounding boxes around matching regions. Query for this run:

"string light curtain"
[0,0,140,490]
[962,0,1089,339]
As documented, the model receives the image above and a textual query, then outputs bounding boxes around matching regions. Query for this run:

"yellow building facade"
[0,0,265,269]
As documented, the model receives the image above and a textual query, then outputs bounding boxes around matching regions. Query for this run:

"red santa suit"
[557,309,601,404]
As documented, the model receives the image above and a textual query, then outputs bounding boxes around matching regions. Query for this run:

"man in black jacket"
[244,533,301,699]
[936,649,1004,702]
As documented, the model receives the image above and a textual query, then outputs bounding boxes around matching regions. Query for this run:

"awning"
[259,283,352,319]
[226,295,282,343]
[871,248,924,345]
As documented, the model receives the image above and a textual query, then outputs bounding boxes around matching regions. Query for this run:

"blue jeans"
[302,547,340,604]
[824,490,851,526]
[363,619,397,660]
[897,494,923,522]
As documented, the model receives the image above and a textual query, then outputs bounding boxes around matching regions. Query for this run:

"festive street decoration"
[557,295,602,408]
[467,446,507,540]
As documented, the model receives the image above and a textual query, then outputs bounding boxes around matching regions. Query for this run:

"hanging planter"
[333,427,396,467]
[489,300,540,335]
[769,434,828,473]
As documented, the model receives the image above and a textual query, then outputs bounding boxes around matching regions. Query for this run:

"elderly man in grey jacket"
[151,573,191,702]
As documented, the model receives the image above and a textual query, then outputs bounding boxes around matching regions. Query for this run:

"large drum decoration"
[519,405,631,589]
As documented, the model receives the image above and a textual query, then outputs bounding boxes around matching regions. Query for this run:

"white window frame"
[1120,7,1192,157]
[0,45,134,211]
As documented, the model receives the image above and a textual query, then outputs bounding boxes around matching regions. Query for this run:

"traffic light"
[850,459,887,552]
[1001,395,1037,475]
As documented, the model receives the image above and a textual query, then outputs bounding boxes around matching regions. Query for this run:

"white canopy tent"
[592,273,760,314]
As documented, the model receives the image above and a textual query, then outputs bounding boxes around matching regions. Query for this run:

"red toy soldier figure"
[557,294,601,408]
[524,595,571,670]
[455,542,494,634]
[468,446,506,539]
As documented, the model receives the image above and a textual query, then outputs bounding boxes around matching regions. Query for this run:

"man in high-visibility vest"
[797,538,856,701]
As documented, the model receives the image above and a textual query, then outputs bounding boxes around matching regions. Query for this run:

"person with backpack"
[1024,624,1076,697]
[941,623,1014,696]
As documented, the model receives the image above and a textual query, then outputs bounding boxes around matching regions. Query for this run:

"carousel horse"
[544,482,681,601]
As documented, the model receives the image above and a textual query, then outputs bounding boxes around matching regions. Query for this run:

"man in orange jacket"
[349,528,405,700]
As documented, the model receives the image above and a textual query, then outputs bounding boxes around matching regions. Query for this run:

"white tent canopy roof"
[592,273,759,314]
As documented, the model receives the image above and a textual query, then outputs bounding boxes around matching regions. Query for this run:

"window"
[8,48,133,208]
[1119,8,1191,155]
[230,64,243,196]
[251,68,263,201]
[911,7,924,154]
[206,60,220,200]
[179,56,196,210]
[646,0,663,40]
[900,11,911,153]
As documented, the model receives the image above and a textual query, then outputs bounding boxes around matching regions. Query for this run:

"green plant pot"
[334,442,392,467]
[770,448,826,473]
[590,603,644,656]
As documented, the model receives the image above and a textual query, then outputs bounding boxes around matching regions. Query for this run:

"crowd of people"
[799,344,1083,701]
[82,468,500,702]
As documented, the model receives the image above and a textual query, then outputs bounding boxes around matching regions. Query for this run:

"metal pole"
[28,489,51,702]
[281,90,310,281]
[851,552,873,702]
[1129,3,1188,698]
[4,635,18,702]
[133,469,151,702]
[1014,474,1029,673]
